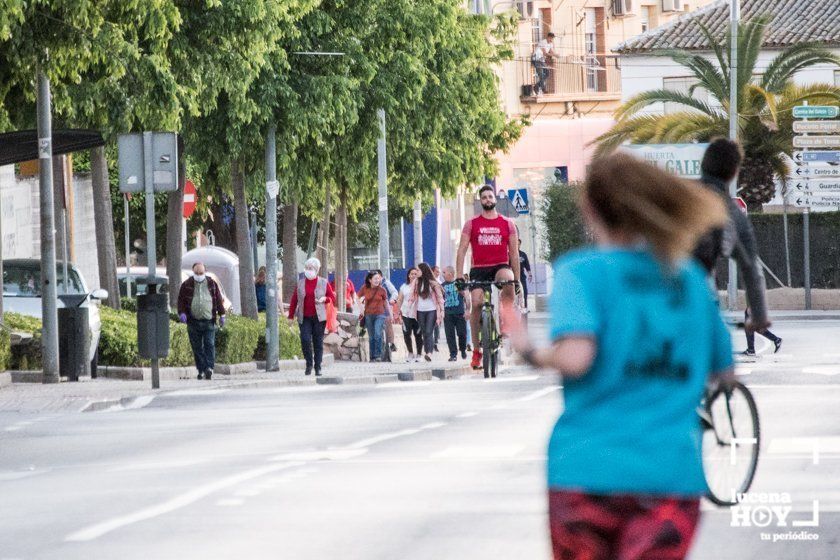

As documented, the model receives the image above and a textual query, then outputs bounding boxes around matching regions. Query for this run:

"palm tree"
[595,16,840,209]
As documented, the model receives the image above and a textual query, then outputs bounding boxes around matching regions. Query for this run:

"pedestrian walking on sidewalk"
[406,263,444,362]
[396,267,423,362]
[178,262,226,380]
[506,153,731,560]
[359,271,390,361]
[288,258,336,376]
[441,266,469,361]
[743,307,782,356]
[255,266,267,312]
[374,269,399,356]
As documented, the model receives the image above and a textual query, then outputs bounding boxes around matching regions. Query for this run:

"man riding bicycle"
[455,185,522,369]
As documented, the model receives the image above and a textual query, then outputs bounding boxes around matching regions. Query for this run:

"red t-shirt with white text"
[462,214,515,268]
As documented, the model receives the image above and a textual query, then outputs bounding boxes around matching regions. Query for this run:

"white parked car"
[2,259,107,372]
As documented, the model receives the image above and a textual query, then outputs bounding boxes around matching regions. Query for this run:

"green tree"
[594,16,840,209]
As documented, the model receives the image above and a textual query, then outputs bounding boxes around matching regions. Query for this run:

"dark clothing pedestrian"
[442,280,468,358]
[744,308,781,354]
[177,275,226,379]
[417,310,437,355]
[177,276,226,323]
[443,315,467,359]
[692,173,768,328]
[300,316,326,373]
[255,283,266,312]
[519,249,531,309]
[288,276,336,374]
[187,319,216,377]
[401,317,423,356]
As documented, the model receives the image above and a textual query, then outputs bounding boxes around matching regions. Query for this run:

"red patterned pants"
[548,490,701,560]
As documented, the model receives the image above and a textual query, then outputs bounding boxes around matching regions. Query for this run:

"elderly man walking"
[288,257,336,376]
[178,262,226,380]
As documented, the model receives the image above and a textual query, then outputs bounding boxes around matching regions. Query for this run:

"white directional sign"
[794,165,840,178]
[791,193,840,208]
[793,135,840,149]
[793,180,840,192]
[793,121,840,134]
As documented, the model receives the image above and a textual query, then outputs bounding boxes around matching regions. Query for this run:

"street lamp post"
[727,0,739,311]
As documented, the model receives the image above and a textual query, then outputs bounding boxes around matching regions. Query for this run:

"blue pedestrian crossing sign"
[508,189,529,214]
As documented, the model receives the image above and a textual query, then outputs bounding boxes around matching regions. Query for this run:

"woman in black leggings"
[396,267,423,362]
[410,263,444,362]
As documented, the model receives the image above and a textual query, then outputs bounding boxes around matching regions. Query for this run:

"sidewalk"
[0,358,478,414]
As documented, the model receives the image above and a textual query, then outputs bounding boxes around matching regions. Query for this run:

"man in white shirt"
[532,33,556,95]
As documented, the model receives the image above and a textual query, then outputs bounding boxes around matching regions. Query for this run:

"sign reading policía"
[622,143,708,179]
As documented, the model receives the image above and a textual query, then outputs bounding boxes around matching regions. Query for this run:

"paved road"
[1,318,838,559]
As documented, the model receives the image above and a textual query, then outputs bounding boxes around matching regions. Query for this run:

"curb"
[0,372,10,389]
[316,374,399,385]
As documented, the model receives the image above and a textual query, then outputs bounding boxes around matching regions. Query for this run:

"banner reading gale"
[621,143,709,179]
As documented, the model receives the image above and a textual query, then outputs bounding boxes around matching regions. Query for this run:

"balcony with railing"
[519,54,622,103]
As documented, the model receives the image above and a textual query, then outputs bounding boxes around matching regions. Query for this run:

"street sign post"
[794,165,840,178]
[793,151,840,164]
[118,132,179,389]
[508,188,530,214]
[793,136,840,149]
[793,180,840,192]
[790,193,840,208]
[793,106,840,119]
[183,179,197,218]
[793,121,840,134]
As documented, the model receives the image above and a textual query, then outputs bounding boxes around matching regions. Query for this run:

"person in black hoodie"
[692,138,770,334]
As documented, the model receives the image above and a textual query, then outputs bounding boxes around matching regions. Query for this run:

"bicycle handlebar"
[455,279,519,291]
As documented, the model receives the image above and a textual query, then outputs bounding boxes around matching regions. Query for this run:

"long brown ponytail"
[584,153,728,265]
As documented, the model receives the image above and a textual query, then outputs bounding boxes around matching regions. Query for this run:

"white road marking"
[377,381,436,389]
[735,368,752,376]
[749,384,840,389]
[456,411,479,418]
[517,386,560,402]
[101,395,156,412]
[270,449,368,462]
[768,437,840,459]
[343,422,446,450]
[65,461,305,542]
[111,459,204,472]
[162,389,231,397]
[802,366,840,376]
[483,375,540,383]
[233,489,262,497]
[430,445,525,459]
[216,499,244,507]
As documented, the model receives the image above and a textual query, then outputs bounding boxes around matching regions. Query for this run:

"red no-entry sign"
[183,180,197,218]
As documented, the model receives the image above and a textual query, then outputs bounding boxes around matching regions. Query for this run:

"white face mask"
[194,273,206,282]
[304,269,317,280]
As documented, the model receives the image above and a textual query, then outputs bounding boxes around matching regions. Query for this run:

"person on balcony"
[532,32,556,95]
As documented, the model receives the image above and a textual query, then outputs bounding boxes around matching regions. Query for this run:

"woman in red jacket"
[288,257,336,376]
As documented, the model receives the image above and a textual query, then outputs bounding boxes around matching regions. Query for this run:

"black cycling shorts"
[469,264,512,287]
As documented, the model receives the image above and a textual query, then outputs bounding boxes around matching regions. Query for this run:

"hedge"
[98,307,194,367]
[253,313,302,361]
[5,312,43,370]
[3,307,304,371]
[713,210,840,289]
[0,328,10,372]
[540,180,589,261]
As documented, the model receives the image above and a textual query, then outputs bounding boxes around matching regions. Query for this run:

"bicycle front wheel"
[702,381,760,506]
[480,307,494,379]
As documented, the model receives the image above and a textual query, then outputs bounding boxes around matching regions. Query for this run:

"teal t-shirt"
[547,247,733,497]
